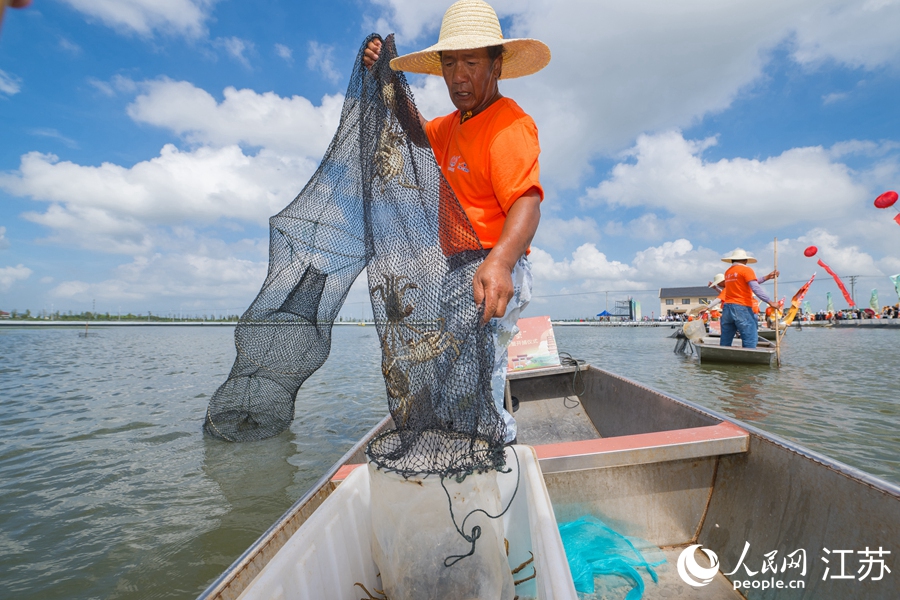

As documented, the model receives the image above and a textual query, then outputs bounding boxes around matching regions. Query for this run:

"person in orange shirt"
[364,0,549,443]
[720,250,779,348]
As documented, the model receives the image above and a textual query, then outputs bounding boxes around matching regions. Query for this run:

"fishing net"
[204,35,506,479]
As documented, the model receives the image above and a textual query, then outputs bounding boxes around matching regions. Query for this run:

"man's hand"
[473,257,515,324]
[363,38,382,69]
[471,190,541,324]
[764,270,780,281]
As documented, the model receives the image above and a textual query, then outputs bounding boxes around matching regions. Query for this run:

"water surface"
[0,324,895,599]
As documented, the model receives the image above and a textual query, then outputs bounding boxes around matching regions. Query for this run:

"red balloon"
[874,190,898,209]
[803,246,818,257]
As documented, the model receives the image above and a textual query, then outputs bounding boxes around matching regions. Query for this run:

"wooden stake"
[774,238,781,367]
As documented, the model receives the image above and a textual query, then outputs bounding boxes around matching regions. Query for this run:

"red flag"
[894,213,900,227]
[817,259,855,306]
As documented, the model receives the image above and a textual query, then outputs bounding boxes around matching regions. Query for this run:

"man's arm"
[473,189,541,323]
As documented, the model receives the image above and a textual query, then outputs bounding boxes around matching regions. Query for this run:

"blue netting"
[559,516,666,599]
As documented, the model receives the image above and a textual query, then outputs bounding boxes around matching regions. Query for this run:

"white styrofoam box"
[238,445,577,600]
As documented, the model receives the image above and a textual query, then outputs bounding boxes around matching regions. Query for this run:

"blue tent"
[596,310,612,317]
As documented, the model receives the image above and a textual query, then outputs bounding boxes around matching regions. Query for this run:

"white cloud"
[0,69,22,96]
[532,216,600,251]
[631,239,723,282]
[274,43,293,63]
[58,37,83,55]
[30,128,79,149]
[88,75,138,97]
[407,75,455,120]
[50,246,266,307]
[0,226,9,249]
[126,79,344,156]
[792,0,900,68]
[0,146,315,253]
[822,92,850,105]
[529,244,635,284]
[372,0,900,186]
[0,264,32,292]
[584,131,869,232]
[59,0,217,38]
[214,37,255,69]
[307,41,342,84]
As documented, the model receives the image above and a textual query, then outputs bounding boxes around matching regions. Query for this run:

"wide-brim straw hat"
[711,273,726,287]
[721,249,758,264]
[389,0,550,79]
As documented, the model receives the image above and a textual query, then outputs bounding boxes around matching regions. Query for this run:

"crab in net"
[371,274,461,426]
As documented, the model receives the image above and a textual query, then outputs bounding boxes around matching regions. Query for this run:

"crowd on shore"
[802,305,900,322]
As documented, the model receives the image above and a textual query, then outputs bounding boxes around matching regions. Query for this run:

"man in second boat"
[720,250,779,349]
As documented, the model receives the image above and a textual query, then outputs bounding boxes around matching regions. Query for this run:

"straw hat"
[721,249,758,264]
[711,273,726,286]
[389,0,550,79]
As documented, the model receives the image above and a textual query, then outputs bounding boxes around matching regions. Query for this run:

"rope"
[558,351,586,407]
[441,447,521,567]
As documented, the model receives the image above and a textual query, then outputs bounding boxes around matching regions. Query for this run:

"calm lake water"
[0,324,897,599]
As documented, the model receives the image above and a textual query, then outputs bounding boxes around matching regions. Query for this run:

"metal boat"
[198,364,899,599]
[695,342,777,366]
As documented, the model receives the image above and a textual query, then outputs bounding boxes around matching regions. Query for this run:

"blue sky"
[1,0,899,319]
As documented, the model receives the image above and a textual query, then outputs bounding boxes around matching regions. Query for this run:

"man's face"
[440,48,501,114]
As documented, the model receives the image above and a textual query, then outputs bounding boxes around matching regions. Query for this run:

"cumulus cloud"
[0,264,32,292]
[584,131,869,231]
[0,226,9,249]
[532,216,601,251]
[792,0,900,68]
[127,79,343,155]
[0,146,315,253]
[59,0,217,38]
[372,0,900,186]
[50,245,266,307]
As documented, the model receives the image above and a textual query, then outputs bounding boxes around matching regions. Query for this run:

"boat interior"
[203,363,899,600]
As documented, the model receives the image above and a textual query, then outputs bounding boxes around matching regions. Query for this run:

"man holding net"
[363,0,549,444]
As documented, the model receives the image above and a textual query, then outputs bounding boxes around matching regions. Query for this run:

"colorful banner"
[870,289,879,312]
[817,259,855,307]
[826,292,834,313]
[783,274,816,326]
[891,274,900,300]
[803,300,811,315]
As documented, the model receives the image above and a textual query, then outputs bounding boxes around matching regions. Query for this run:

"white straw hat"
[711,273,726,286]
[721,249,758,264]
[389,0,550,79]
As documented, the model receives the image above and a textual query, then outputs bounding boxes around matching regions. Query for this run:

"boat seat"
[332,422,748,482]
[534,421,748,474]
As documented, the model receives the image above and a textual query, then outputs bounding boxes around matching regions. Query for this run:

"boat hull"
[696,342,776,365]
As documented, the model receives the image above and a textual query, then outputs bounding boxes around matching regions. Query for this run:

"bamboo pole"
[774,237,781,367]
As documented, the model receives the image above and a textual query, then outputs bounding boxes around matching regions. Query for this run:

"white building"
[659,286,716,317]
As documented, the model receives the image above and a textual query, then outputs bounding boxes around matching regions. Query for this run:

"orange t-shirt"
[425,97,543,250]
[723,264,758,307]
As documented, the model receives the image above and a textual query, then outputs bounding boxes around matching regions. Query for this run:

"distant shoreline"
[0,319,895,328]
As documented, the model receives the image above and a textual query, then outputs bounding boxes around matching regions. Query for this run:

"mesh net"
[204,35,506,478]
